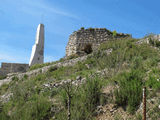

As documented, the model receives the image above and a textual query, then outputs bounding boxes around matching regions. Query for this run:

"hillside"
[0,36,160,120]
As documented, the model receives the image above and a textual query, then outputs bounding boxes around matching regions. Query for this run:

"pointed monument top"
[29,24,45,66]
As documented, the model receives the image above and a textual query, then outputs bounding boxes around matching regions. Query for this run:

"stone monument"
[29,24,44,66]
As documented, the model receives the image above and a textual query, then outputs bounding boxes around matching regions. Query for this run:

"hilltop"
[0,34,160,119]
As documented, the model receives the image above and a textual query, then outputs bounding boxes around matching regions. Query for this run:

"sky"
[0,0,160,65]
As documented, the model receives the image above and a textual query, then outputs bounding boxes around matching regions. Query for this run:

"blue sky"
[0,0,160,65]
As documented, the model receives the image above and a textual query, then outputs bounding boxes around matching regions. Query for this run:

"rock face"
[29,24,45,66]
[66,28,131,56]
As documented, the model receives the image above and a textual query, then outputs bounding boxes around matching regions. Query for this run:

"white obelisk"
[29,24,44,66]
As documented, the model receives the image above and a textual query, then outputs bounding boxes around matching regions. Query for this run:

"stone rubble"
[0,92,13,103]
[42,76,86,90]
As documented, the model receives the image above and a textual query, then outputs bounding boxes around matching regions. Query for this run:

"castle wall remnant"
[66,28,131,56]
[0,63,29,76]
[29,24,44,66]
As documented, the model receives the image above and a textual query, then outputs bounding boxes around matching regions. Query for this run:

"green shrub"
[146,69,160,91]
[23,74,28,79]
[148,104,160,119]
[59,75,102,120]
[83,76,102,112]
[12,76,19,81]
[0,75,7,80]
[70,76,102,120]
[34,74,46,81]
[144,33,155,39]
[136,113,142,120]
[0,84,9,95]
[112,30,117,37]
[29,62,57,71]
[9,94,51,120]
[48,66,58,72]
[5,76,51,120]
[114,70,143,114]
[47,66,70,80]
[149,39,160,47]
[0,110,9,120]
[81,27,85,30]
[88,28,94,31]
[0,101,10,120]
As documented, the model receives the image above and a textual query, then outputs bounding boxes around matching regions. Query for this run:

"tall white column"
[29,24,44,66]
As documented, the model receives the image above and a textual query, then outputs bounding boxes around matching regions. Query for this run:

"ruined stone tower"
[66,28,131,56]
[29,24,44,66]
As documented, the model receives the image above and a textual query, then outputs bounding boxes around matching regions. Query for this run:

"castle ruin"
[66,28,131,56]
[0,26,131,76]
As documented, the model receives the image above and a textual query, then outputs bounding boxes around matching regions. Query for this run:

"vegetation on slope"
[0,37,160,119]
[0,75,6,80]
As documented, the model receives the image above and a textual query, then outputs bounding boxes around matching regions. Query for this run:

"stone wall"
[0,63,29,76]
[66,28,131,56]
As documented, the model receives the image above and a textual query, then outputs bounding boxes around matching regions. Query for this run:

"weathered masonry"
[66,28,131,56]
[0,63,29,76]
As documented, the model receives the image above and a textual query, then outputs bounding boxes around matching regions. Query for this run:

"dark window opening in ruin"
[38,57,40,60]
[83,44,93,54]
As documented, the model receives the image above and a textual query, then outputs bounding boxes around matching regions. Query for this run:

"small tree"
[61,80,74,120]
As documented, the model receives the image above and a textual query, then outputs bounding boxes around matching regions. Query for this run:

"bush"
[12,76,19,81]
[81,27,85,30]
[0,84,9,95]
[0,101,10,120]
[149,38,160,47]
[88,28,94,31]
[29,62,57,71]
[59,75,102,120]
[23,74,28,79]
[48,66,58,72]
[112,30,117,37]
[83,76,102,112]
[71,76,102,119]
[114,70,143,114]
[34,74,47,81]
[0,75,7,80]
[9,94,51,120]
[146,68,160,92]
